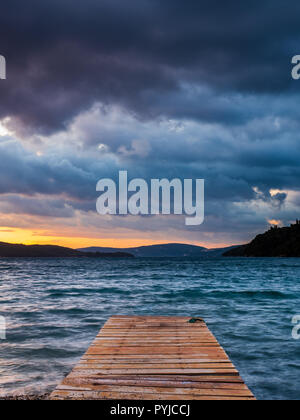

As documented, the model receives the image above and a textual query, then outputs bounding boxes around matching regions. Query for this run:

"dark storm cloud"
[0,194,75,218]
[0,0,300,132]
[0,137,114,200]
[1,1,300,245]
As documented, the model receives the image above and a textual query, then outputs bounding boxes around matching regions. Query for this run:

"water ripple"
[0,257,299,400]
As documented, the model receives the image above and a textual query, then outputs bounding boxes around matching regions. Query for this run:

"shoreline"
[0,393,50,400]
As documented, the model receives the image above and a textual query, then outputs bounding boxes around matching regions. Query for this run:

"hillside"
[78,243,237,258]
[0,242,133,258]
[224,222,300,257]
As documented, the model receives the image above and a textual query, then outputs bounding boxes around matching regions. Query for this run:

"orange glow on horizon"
[0,227,232,250]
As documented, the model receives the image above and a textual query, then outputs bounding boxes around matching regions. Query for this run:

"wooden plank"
[84,353,228,359]
[55,384,254,397]
[50,316,255,400]
[86,349,226,355]
[66,373,245,383]
[76,362,236,369]
[78,354,233,362]
[73,369,239,375]
[90,344,221,348]
[63,376,249,390]
[95,336,217,341]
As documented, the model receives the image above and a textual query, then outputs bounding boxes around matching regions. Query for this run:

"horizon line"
[0,239,240,251]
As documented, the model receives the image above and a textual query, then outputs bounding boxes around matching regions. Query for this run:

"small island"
[224,221,300,257]
[0,242,134,258]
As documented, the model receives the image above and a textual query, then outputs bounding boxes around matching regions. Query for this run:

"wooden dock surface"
[51,316,255,400]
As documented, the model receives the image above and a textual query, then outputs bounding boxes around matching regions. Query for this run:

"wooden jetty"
[51,316,255,400]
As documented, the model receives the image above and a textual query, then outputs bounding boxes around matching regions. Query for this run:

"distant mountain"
[78,243,237,258]
[0,242,133,258]
[202,245,239,257]
[224,222,300,257]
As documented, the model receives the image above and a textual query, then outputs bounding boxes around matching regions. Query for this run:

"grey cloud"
[0,0,300,132]
[1,1,300,244]
[0,194,75,218]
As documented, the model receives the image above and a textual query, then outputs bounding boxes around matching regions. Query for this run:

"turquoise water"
[0,257,299,400]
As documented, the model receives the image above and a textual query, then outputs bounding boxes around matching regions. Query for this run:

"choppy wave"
[0,257,300,400]
[161,289,291,300]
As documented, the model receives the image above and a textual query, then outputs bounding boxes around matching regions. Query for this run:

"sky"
[1,0,300,249]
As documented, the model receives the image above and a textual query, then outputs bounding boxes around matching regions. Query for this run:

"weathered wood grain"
[50,316,255,400]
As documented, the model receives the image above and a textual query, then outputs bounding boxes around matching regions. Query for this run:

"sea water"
[0,257,299,400]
